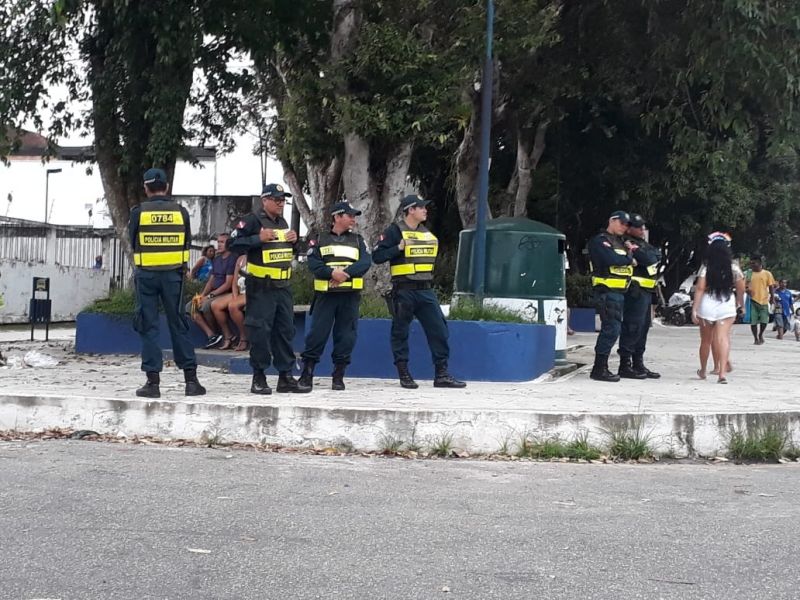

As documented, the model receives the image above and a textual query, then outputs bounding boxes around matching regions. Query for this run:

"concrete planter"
[77,312,556,382]
[297,317,556,382]
[568,307,596,333]
[75,311,306,355]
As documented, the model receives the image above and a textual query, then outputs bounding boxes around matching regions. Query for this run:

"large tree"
[0,0,269,257]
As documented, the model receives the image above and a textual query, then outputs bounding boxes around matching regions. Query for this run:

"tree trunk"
[513,120,549,217]
[282,156,343,234]
[454,90,481,229]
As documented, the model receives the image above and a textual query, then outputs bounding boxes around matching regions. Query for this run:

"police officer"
[129,168,205,398]
[372,194,465,389]
[588,210,635,382]
[618,214,661,379]
[298,202,371,392]
[230,183,307,395]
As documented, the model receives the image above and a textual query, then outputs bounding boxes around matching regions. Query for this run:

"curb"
[2,393,799,458]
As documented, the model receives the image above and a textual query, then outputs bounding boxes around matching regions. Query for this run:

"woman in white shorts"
[691,233,745,383]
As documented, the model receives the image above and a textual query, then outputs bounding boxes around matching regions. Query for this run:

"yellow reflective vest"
[313,231,364,292]
[133,200,190,270]
[246,215,294,280]
[389,222,438,281]
[589,232,633,290]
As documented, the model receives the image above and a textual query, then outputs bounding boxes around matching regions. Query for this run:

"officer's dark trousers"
[618,287,651,359]
[134,269,197,373]
[245,277,295,373]
[302,292,360,365]
[594,290,625,356]
[391,287,449,364]
[634,296,653,360]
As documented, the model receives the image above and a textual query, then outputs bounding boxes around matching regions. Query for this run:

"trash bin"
[454,217,567,361]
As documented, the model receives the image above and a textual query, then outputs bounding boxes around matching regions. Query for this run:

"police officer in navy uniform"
[229,183,308,395]
[372,194,465,389]
[298,202,371,392]
[618,214,661,379]
[588,210,635,382]
[129,168,205,398]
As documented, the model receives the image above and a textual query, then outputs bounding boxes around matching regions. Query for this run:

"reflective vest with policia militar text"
[314,232,364,292]
[629,238,659,290]
[590,234,633,290]
[390,222,439,281]
[247,215,294,280]
[133,200,189,270]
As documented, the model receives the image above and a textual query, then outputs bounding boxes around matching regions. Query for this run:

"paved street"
[1,440,798,599]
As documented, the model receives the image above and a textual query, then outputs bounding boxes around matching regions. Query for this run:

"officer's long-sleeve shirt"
[229,211,295,255]
[128,196,192,253]
[307,231,372,280]
[371,223,404,264]
[587,233,633,269]
[631,241,661,269]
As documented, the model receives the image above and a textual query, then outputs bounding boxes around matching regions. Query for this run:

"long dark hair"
[705,239,734,300]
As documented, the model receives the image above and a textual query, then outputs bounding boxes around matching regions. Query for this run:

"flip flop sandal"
[235,340,250,352]
[697,369,706,380]
[717,377,728,384]
[218,337,235,350]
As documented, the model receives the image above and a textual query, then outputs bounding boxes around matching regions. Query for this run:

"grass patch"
[377,433,405,455]
[604,419,654,460]
[515,431,602,460]
[428,433,454,457]
[727,424,789,462]
[448,298,528,323]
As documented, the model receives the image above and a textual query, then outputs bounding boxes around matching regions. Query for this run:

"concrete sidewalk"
[1,322,799,456]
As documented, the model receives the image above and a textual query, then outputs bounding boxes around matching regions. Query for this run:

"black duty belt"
[393,281,432,290]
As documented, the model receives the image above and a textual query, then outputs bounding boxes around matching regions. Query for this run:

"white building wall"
[0,258,110,323]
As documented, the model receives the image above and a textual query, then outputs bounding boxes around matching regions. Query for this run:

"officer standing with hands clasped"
[129,168,205,398]
[588,210,635,382]
[297,202,371,392]
[618,214,661,379]
[230,183,308,395]
[373,194,465,389]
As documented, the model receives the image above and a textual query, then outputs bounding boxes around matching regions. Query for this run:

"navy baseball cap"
[331,201,361,216]
[261,183,292,200]
[628,214,646,228]
[143,168,167,184]
[400,194,431,211]
[609,210,631,224]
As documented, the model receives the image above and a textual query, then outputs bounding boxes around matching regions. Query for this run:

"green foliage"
[566,274,594,309]
[448,299,527,323]
[604,419,654,461]
[515,431,602,461]
[83,288,136,317]
[428,432,454,458]
[359,294,392,319]
[727,424,790,462]
[291,266,316,306]
[377,433,405,455]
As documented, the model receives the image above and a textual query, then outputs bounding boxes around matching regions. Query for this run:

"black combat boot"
[277,371,306,393]
[590,354,620,382]
[136,371,161,398]
[618,355,647,380]
[297,360,315,392]
[184,368,207,396]
[396,361,418,389]
[633,355,661,379]
[433,361,466,388]
[331,363,346,391]
[250,371,272,395]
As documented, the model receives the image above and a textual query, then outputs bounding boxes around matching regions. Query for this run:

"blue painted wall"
[76,312,555,382]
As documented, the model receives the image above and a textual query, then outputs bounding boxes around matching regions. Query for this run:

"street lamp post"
[44,168,62,224]
[472,0,494,301]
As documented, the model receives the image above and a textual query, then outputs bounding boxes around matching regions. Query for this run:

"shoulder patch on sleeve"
[237,220,247,229]
[308,238,316,246]
[603,241,611,247]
